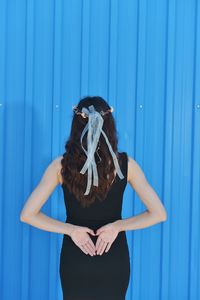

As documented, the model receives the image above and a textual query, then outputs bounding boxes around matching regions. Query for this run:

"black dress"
[59,152,130,300]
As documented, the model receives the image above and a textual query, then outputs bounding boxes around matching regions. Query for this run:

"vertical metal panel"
[0,0,199,299]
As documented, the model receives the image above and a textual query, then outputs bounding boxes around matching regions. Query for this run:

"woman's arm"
[115,155,167,232]
[20,156,75,236]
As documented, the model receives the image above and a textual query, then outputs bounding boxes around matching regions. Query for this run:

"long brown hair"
[61,96,123,208]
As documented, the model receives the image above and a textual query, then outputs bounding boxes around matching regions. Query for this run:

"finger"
[96,228,104,235]
[96,239,105,255]
[105,242,112,253]
[85,240,96,255]
[95,236,102,250]
[83,243,95,256]
[98,240,106,255]
[95,235,105,249]
[86,227,96,236]
[79,244,88,255]
[99,242,108,255]
[87,239,96,253]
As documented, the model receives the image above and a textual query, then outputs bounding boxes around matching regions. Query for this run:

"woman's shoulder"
[120,151,137,183]
[52,155,64,185]
[124,153,145,184]
[119,151,132,164]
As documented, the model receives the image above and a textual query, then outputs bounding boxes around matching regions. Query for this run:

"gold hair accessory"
[72,104,114,118]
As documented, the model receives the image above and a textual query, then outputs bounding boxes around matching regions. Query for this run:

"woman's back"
[59,151,130,300]
[61,151,128,224]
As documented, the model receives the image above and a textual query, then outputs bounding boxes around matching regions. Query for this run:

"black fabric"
[59,152,130,300]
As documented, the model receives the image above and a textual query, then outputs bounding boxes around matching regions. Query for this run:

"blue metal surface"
[0,0,199,299]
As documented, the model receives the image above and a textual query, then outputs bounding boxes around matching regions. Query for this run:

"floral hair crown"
[72,105,114,118]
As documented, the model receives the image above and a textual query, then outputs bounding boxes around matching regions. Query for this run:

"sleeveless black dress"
[59,152,130,300]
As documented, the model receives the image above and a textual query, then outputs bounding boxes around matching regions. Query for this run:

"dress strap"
[120,152,128,182]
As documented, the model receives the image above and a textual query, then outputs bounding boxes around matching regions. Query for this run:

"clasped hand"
[69,222,120,256]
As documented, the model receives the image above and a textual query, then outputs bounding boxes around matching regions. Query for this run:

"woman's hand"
[69,225,96,256]
[95,222,120,255]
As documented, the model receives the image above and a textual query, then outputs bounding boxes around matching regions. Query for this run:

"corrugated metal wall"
[0,0,199,299]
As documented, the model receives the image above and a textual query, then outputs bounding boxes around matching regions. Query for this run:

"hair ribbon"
[75,104,124,195]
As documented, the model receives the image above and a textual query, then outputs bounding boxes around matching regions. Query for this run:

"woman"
[20,96,167,300]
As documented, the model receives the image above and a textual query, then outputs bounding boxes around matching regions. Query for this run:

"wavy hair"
[60,96,123,208]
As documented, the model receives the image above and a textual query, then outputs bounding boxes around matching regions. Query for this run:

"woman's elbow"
[20,211,33,223]
[158,210,167,222]
[20,212,28,223]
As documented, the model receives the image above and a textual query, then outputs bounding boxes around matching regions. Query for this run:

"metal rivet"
[196,104,200,109]
[55,104,59,108]
[139,104,143,108]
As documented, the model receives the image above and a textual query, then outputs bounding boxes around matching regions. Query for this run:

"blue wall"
[0,0,199,299]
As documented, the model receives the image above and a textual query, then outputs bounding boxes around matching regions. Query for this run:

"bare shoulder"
[127,154,147,185]
[127,155,135,183]
[52,155,63,185]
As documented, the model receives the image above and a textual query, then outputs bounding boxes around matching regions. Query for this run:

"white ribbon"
[79,105,124,195]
